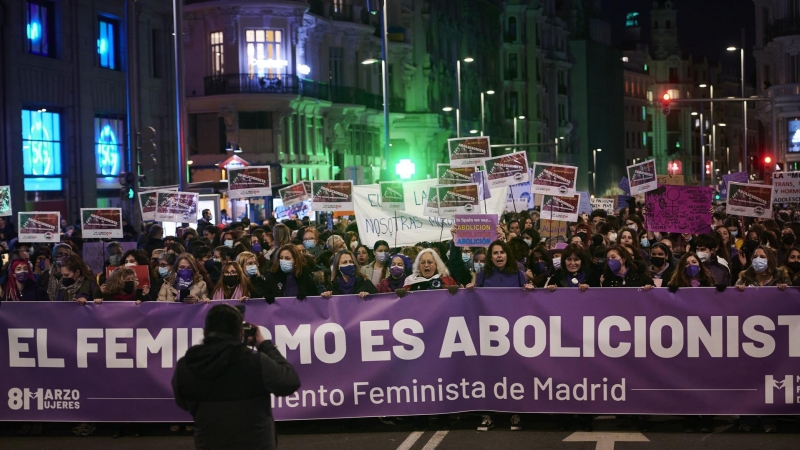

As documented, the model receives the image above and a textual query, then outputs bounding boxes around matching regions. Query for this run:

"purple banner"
[1,288,798,422]
[644,185,712,234]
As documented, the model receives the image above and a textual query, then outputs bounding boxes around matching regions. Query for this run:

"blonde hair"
[105,267,136,295]
[411,248,450,278]
[235,251,259,276]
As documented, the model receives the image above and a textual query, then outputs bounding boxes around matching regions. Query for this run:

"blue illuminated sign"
[97,124,120,175]
[27,22,40,41]
[22,109,62,191]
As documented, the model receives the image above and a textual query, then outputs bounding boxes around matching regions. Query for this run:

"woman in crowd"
[526,245,553,287]
[152,253,175,301]
[354,244,372,268]
[715,225,738,261]
[42,243,73,300]
[666,253,716,289]
[267,223,292,261]
[600,245,654,288]
[2,259,49,301]
[783,247,800,284]
[321,250,377,298]
[157,253,210,303]
[467,240,534,290]
[618,227,648,264]
[345,231,361,252]
[377,254,413,293]
[235,251,268,299]
[56,254,97,303]
[735,246,790,290]
[202,226,221,249]
[212,261,250,300]
[95,267,150,303]
[470,248,487,284]
[361,240,390,286]
[220,231,236,249]
[725,217,744,250]
[263,244,318,301]
[302,228,324,258]
[649,243,676,287]
[544,244,597,291]
[30,249,51,280]
[401,248,459,292]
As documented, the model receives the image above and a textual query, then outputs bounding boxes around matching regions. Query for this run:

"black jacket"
[601,263,654,287]
[327,276,378,295]
[262,268,319,302]
[446,241,473,286]
[172,335,301,450]
[544,269,600,288]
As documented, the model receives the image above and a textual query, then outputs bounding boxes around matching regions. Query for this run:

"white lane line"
[630,389,756,391]
[395,431,424,450]
[421,430,449,450]
[563,431,648,450]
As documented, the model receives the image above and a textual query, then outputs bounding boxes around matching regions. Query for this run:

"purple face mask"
[251,243,262,253]
[177,268,194,280]
[389,265,405,278]
[685,264,700,278]
[608,258,622,273]
[15,272,28,283]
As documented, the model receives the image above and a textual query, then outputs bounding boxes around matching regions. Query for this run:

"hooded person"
[377,254,413,293]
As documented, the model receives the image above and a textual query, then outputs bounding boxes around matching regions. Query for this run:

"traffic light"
[705,162,711,175]
[764,156,772,165]
[660,93,671,115]
[120,187,134,200]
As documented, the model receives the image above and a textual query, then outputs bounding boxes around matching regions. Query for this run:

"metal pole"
[125,0,140,224]
[700,109,705,186]
[172,0,188,191]
[741,30,746,175]
[480,92,485,136]
[513,117,517,145]
[554,138,558,163]
[380,0,390,180]
[710,85,715,187]
[456,60,461,137]
[593,150,597,195]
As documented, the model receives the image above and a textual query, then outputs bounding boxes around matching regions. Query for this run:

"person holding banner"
[263,245,318,302]
[361,240,391,286]
[648,243,676,287]
[400,249,459,293]
[56,255,98,303]
[94,267,150,304]
[235,252,268,300]
[599,246,654,289]
[525,246,554,288]
[2,259,48,301]
[376,254,413,293]
[157,253,210,303]
[320,250,377,299]
[735,246,790,290]
[782,248,800,284]
[212,262,251,301]
[544,244,597,291]
[666,253,717,290]
[466,240,534,290]
[153,253,176,302]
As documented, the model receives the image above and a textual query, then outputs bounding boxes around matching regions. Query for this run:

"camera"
[242,322,257,342]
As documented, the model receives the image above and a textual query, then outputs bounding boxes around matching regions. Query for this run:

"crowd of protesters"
[0,197,797,435]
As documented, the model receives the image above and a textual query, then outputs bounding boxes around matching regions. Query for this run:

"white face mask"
[350,241,358,250]
[124,262,137,267]
[552,257,562,269]
[608,233,617,243]
[696,251,710,262]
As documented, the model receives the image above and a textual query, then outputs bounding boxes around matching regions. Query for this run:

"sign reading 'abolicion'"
[0,288,798,422]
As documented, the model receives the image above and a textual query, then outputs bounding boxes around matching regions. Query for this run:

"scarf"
[46,265,62,301]
[336,274,357,294]
[386,274,406,292]
[59,276,85,302]
[566,271,586,287]
[213,285,243,300]
[284,273,298,297]
[403,272,442,286]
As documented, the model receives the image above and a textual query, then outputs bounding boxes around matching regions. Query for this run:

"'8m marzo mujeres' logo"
[8,388,80,410]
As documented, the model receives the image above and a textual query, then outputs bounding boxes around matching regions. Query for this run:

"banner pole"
[440,219,445,243]
[393,210,398,251]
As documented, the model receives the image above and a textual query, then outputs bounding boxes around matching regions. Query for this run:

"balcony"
[767,83,800,104]
[503,32,517,43]
[766,17,800,41]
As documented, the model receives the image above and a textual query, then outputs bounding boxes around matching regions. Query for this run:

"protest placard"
[17,212,60,243]
[531,163,578,195]
[616,195,633,212]
[627,160,657,195]
[453,214,498,247]
[80,208,123,238]
[447,136,490,167]
[423,186,439,217]
[0,186,10,217]
[484,152,529,188]
[437,184,480,218]
[106,265,152,289]
[540,193,580,222]
[471,171,492,201]
[644,185,713,234]
[540,219,567,236]
[506,182,533,212]
[303,181,312,195]
[156,191,199,223]
[726,182,773,218]
[311,181,354,211]
[279,182,309,207]
[227,166,272,198]
[379,182,405,211]
[578,191,592,215]
[590,197,615,215]
[771,171,800,203]
[656,174,684,186]
[139,187,178,221]
[81,242,136,276]
[619,177,631,195]
[437,164,477,185]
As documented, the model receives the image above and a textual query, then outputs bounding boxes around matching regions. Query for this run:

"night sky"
[602,0,756,75]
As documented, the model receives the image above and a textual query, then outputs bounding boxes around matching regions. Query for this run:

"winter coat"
[326,276,378,295]
[157,279,209,302]
[2,280,49,301]
[262,268,319,302]
[544,270,600,288]
[475,269,528,287]
[736,267,792,287]
[600,263,653,288]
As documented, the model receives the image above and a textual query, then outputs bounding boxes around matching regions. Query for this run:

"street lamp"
[442,106,454,112]
[361,57,390,180]
[700,84,715,186]
[513,115,525,145]
[481,90,495,136]
[456,57,474,137]
[728,42,746,173]
[593,148,602,195]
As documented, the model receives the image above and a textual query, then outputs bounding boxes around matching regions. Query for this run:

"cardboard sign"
[506,182,533,212]
[454,214,498,247]
[18,212,60,243]
[484,152,529,188]
[423,186,440,217]
[644,185,713,234]
[590,197,615,215]
[0,186,10,217]
[437,184,480,218]
[726,182,773,218]
[540,219,567,236]
[311,181,354,211]
[437,164,477,185]
[619,177,631,195]
[531,163,578,195]
[771,171,800,204]
[279,182,309,208]
[627,160,658,195]
[106,265,152,289]
[541,193,580,223]
[156,191,199,223]
[471,170,492,201]
[139,187,178,221]
[80,208,123,238]
[657,174,684,186]
[447,136,490,167]
[379,181,406,211]
[228,166,272,198]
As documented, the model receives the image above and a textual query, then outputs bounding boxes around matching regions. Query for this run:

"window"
[152,29,164,78]
[238,112,272,129]
[625,12,640,27]
[506,17,517,41]
[508,53,518,79]
[22,109,62,191]
[95,117,124,177]
[246,29,284,78]
[98,17,121,70]
[329,47,343,86]
[26,0,55,57]
[668,67,678,83]
[210,31,224,76]
[787,54,799,83]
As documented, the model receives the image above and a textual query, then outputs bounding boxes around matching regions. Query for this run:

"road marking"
[563,431,648,450]
[421,430,449,450]
[396,431,424,450]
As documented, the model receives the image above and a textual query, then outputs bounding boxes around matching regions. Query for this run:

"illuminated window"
[26,0,55,57]
[98,16,120,70]
[95,117,124,176]
[22,109,62,191]
[245,29,283,78]
[625,12,640,27]
[210,31,224,76]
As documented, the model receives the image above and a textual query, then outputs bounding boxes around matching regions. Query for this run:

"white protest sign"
[772,171,800,203]
[590,197,615,215]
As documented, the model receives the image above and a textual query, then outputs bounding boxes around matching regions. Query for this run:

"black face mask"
[577,232,587,241]
[782,234,796,246]
[651,256,666,268]
[223,275,239,287]
[787,262,800,274]
[61,277,75,287]
[123,281,135,294]
[745,240,759,251]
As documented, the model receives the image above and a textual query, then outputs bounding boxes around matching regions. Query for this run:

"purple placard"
[454,214,498,247]
[1,289,798,422]
[82,242,138,276]
[619,177,631,195]
[644,185,712,234]
[722,172,749,193]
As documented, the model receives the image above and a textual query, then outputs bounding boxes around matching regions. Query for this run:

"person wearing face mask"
[2,259,48,301]
[783,248,800,284]
[546,243,567,272]
[94,267,150,304]
[377,254,413,293]
[30,249,52,280]
[345,232,360,252]
[56,255,98,303]
[778,227,797,263]
[525,246,554,287]
[105,242,124,268]
[600,245,654,288]
[158,254,210,303]
[470,248,487,282]
[361,241,391,286]
[466,240,534,290]
[666,253,716,289]
[544,244,598,292]
[735,246,790,290]
[691,234,730,286]
[266,224,292,262]
[262,245,317,302]
[321,250,377,299]
[152,253,176,301]
[302,228,323,258]
[212,262,251,300]
[648,243,676,287]
[41,244,71,300]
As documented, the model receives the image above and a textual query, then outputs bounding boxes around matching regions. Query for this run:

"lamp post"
[480,90,494,136]
[456,57,474,137]
[593,148,602,195]
[700,84,715,186]
[513,115,525,145]
[361,57,390,180]
[728,38,746,173]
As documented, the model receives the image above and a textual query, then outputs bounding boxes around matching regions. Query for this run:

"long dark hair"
[667,252,715,287]
[485,240,518,276]
[558,244,589,275]
[270,244,307,276]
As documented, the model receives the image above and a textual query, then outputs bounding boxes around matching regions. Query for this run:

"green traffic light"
[127,188,134,199]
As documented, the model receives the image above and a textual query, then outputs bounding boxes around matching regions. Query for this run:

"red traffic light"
[764,156,772,164]
[662,93,671,101]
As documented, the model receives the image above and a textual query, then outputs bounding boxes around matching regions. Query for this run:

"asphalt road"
[1,415,798,449]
